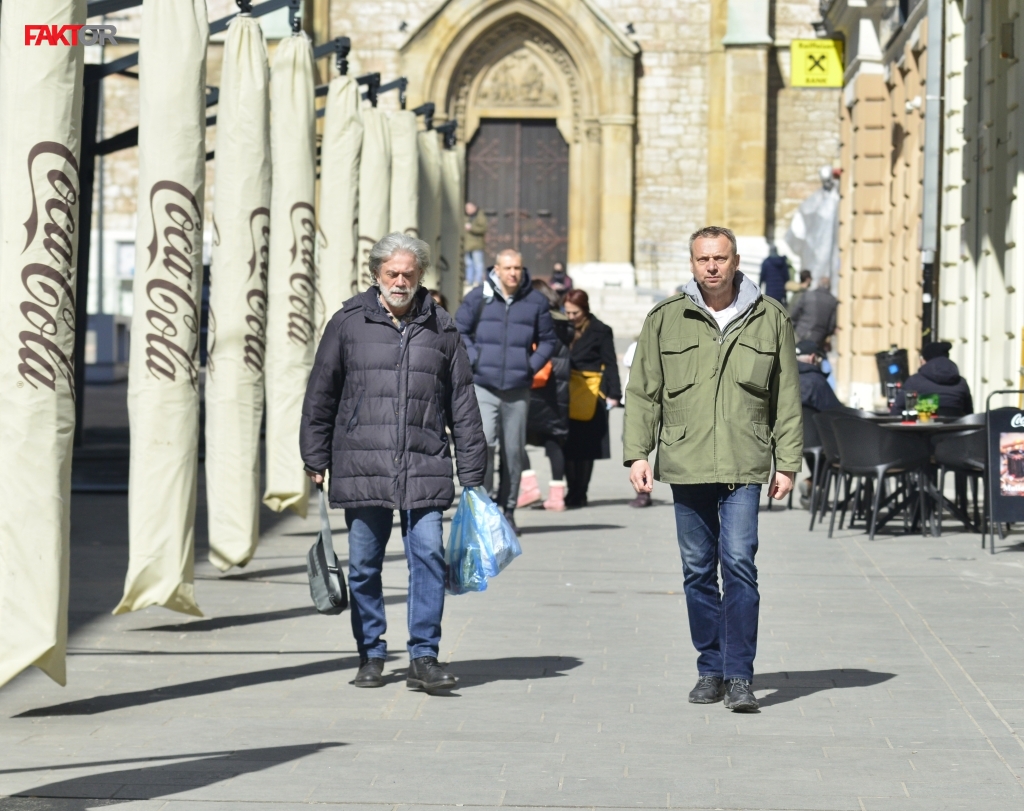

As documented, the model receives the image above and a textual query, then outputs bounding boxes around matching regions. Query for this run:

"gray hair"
[689,226,737,257]
[368,232,431,278]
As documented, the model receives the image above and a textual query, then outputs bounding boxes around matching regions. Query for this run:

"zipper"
[500,295,511,389]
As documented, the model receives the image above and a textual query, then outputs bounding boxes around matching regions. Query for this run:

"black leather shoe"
[407,656,458,692]
[629,492,652,508]
[724,678,759,712]
[688,675,725,704]
[354,658,385,688]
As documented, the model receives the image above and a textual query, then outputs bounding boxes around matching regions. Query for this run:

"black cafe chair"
[830,417,932,539]
[811,407,862,531]
[932,414,987,537]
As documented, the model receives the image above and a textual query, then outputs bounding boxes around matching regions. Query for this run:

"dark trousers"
[346,507,445,660]
[670,483,762,681]
[565,459,594,506]
[543,438,566,481]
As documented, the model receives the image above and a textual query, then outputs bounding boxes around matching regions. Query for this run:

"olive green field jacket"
[623,273,803,484]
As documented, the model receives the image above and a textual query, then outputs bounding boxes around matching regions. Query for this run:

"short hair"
[689,226,737,257]
[495,248,522,265]
[799,269,812,283]
[368,232,430,278]
[532,278,561,310]
[563,288,590,315]
[817,275,832,288]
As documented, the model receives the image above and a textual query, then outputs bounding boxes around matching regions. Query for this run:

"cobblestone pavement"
[2,410,1023,810]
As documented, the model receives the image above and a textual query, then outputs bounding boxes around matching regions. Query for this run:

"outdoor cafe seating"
[806,408,988,540]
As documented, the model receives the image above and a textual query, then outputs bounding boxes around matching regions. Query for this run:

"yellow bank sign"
[790,39,844,88]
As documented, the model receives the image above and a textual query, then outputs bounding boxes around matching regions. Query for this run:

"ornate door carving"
[466,119,569,275]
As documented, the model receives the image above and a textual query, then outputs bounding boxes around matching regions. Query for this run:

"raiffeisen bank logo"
[25,25,118,46]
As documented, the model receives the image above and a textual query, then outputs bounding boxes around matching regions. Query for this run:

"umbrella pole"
[73,65,101,448]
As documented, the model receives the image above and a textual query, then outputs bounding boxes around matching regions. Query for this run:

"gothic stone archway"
[401,0,638,284]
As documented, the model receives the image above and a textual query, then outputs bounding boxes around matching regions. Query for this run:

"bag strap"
[470,288,486,339]
[318,485,339,570]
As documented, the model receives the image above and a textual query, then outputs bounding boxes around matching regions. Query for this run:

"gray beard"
[381,285,416,309]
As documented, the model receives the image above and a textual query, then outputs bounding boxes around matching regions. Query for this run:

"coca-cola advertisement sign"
[17,141,80,395]
[142,180,203,389]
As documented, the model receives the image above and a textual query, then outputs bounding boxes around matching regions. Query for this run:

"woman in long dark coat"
[562,289,621,507]
[520,280,573,510]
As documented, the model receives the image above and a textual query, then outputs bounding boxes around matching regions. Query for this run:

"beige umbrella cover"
[389,110,419,238]
[417,130,442,290]
[0,0,85,686]
[356,107,391,292]
[439,143,466,308]
[205,16,272,571]
[263,34,316,518]
[315,75,362,336]
[116,0,209,616]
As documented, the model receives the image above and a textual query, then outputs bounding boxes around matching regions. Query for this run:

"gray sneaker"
[723,678,759,712]
[688,675,725,704]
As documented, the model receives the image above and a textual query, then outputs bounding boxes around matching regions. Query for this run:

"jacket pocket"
[660,422,687,446]
[661,335,699,395]
[752,423,772,445]
[734,335,776,393]
[346,392,364,432]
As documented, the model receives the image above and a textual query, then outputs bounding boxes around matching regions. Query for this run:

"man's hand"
[629,460,654,494]
[768,470,796,500]
[306,469,325,486]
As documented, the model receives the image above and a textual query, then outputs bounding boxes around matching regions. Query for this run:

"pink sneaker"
[543,480,566,511]
[517,470,541,508]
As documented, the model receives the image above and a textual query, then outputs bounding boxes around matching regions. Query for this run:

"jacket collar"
[484,268,533,303]
[681,271,761,329]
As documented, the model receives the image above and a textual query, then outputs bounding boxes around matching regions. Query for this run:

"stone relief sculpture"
[478,49,559,107]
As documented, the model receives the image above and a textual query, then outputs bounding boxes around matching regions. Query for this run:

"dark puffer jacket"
[455,269,558,391]
[528,313,573,441]
[300,287,486,510]
[890,357,974,417]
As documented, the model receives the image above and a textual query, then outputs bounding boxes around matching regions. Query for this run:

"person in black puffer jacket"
[889,341,973,417]
[518,279,573,511]
[301,233,486,694]
[455,249,557,533]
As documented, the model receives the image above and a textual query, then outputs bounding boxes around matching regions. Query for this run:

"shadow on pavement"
[136,606,317,632]
[449,655,584,688]
[755,669,896,707]
[518,524,623,535]
[15,656,364,717]
[5,743,343,810]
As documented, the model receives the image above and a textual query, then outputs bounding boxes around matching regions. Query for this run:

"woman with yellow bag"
[563,290,621,507]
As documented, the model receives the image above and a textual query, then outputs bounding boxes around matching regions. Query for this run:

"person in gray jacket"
[788,276,837,351]
[301,233,486,693]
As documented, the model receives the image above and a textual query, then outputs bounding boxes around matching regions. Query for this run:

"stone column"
[599,114,635,266]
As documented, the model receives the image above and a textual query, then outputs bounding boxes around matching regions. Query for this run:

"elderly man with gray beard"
[301,233,487,693]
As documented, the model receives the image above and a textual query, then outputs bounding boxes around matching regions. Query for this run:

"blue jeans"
[345,507,445,660]
[671,483,761,682]
[465,250,485,286]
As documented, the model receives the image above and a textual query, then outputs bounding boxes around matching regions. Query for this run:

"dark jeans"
[670,483,761,681]
[346,507,445,660]
[543,438,565,481]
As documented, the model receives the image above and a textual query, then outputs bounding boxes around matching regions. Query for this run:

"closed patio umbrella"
[357,107,391,292]
[417,129,442,290]
[204,15,272,572]
[116,0,209,616]
[389,109,419,238]
[263,33,316,519]
[0,0,86,686]
[316,74,362,335]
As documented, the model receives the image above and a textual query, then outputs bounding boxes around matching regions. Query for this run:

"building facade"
[87,0,839,327]
[825,0,1024,407]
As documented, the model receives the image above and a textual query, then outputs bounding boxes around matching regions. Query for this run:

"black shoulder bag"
[306,485,348,614]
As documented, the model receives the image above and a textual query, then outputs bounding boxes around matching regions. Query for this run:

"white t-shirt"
[710,294,740,332]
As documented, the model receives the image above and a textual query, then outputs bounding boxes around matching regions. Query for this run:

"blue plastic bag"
[444,487,522,595]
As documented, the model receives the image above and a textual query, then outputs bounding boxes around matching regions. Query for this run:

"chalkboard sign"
[986,392,1024,553]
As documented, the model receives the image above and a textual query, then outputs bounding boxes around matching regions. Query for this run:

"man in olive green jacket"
[624,226,802,712]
